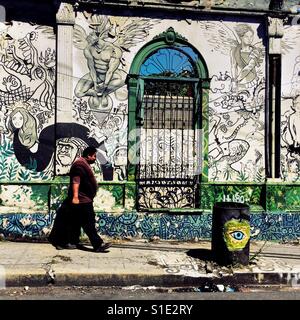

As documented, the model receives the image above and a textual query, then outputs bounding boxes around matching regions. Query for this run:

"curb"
[4,272,300,288]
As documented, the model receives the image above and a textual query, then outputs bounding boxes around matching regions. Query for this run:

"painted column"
[267,17,284,179]
[201,82,210,183]
[127,76,139,181]
[56,2,75,124]
[55,2,75,176]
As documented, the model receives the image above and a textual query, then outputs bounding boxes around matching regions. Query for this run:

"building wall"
[72,12,267,182]
[0,1,299,241]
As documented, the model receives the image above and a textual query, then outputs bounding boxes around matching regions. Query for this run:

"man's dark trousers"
[70,202,103,250]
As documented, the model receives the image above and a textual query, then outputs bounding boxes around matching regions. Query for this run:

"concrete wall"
[72,12,267,182]
[0,1,299,241]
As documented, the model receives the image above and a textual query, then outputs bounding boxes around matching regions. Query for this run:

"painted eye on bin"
[230,231,245,241]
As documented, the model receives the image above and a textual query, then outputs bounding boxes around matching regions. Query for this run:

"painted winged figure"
[73,15,156,111]
[198,21,265,91]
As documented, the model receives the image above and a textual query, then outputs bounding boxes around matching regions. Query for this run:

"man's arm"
[72,183,80,204]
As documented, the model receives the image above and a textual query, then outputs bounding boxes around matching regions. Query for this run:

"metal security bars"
[137,79,200,210]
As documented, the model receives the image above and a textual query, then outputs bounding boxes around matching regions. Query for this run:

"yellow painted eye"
[230,231,245,241]
[223,219,250,252]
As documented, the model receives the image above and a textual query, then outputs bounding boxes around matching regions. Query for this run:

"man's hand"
[72,197,80,205]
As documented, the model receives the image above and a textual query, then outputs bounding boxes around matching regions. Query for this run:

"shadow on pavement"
[186,248,213,261]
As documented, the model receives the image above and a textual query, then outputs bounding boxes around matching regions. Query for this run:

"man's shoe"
[65,243,77,249]
[55,243,77,250]
[94,242,112,252]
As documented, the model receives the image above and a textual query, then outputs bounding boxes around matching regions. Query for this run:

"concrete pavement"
[0,239,300,289]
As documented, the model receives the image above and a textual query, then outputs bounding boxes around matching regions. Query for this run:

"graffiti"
[0,20,112,179]
[91,102,128,178]
[0,209,299,241]
[287,95,300,152]
[73,98,96,126]
[55,137,87,175]
[159,255,204,277]
[222,193,249,203]
[198,22,264,86]
[72,15,157,180]
[0,24,56,180]
[7,121,104,173]
[0,21,11,56]
[112,146,127,180]
[209,107,250,162]
[230,24,263,90]
[223,219,250,251]
[0,30,55,109]
[210,72,232,93]
[281,95,300,181]
[281,36,300,181]
[197,21,265,181]
[73,98,127,180]
[73,15,155,113]
[281,24,300,183]
[6,103,39,152]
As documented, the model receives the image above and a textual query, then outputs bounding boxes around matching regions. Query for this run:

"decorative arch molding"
[129,27,209,80]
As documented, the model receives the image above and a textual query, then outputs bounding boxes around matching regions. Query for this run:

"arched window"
[127,27,210,211]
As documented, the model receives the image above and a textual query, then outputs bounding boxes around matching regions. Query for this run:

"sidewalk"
[0,239,300,288]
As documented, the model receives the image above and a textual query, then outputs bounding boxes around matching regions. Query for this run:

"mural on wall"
[0,23,56,181]
[197,21,266,182]
[281,24,300,182]
[73,14,157,180]
[1,211,300,242]
[0,22,111,180]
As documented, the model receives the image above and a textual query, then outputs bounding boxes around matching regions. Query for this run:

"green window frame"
[127,27,210,187]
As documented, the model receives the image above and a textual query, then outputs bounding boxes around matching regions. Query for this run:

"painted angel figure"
[198,21,264,92]
[73,15,155,111]
[230,24,264,91]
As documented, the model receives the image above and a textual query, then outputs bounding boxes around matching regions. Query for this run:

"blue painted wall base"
[0,211,299,242]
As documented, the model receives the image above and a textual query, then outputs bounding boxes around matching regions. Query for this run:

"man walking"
[49,146,111,252]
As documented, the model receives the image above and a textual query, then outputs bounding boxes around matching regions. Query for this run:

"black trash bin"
[102,163,114,181]
[211,202,250,266]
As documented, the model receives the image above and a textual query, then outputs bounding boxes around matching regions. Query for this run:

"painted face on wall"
[223,219,250,251]
[12,112,24,129]
[241,30,254,46]
[57,141,78,166]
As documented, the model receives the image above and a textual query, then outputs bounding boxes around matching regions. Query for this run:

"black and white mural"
[3,15,297,184]
[281,24,300,182]
[196,21,266,181]
[0,22,56,181]
[72,16,269,183]
[73,14,157,180]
